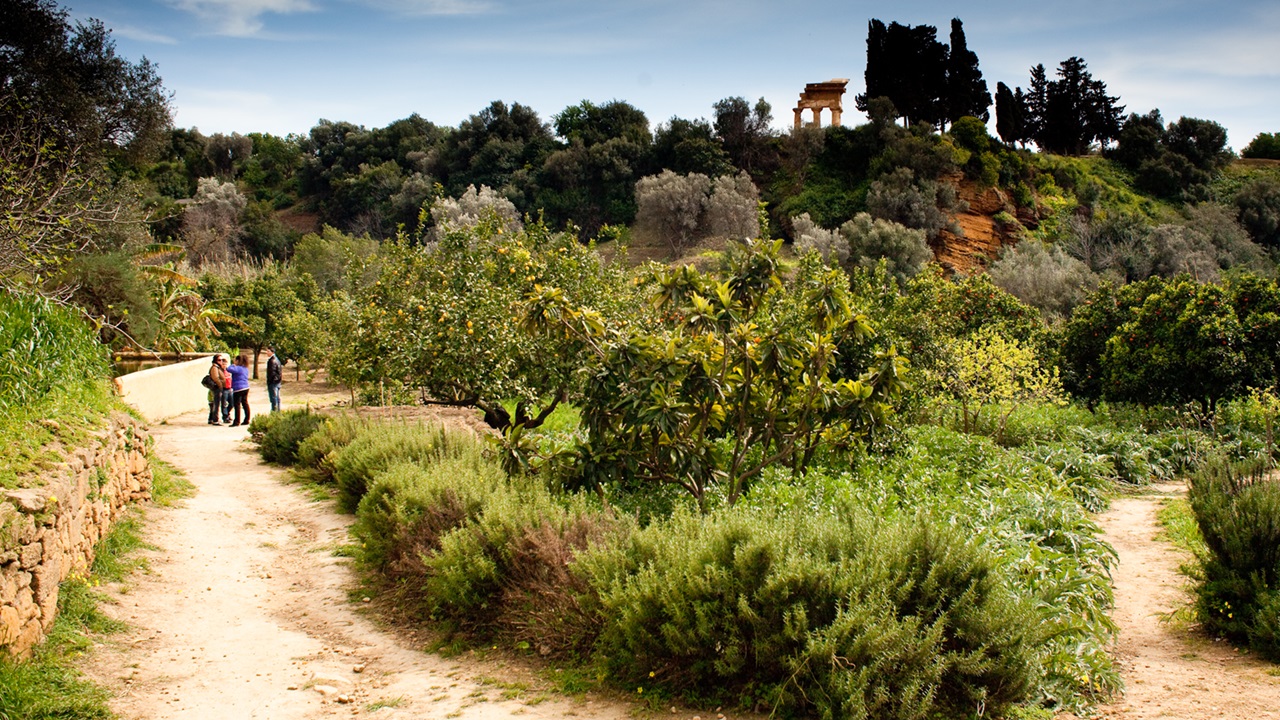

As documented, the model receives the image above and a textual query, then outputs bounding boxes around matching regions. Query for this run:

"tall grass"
[0,292,116,488]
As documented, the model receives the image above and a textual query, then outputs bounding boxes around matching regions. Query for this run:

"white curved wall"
[114,355,217,422]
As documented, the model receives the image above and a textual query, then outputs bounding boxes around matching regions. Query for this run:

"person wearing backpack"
[206,355,227,426]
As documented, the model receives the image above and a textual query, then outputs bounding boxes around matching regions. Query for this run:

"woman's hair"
[236,354,249,366]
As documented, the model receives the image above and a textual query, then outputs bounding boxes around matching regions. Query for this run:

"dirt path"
[1092,482,1280,719]
[80,382,640,720]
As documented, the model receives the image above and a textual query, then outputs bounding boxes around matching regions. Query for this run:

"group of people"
[207,347,284,426]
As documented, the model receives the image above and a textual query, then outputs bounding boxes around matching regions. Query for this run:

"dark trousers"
[208,387,224,424]
[232,389,250,426]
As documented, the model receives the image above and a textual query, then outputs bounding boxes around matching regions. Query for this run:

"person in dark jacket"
[265,346,284,412]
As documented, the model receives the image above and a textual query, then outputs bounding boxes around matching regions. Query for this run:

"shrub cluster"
[581,504,1035,719]
[253,415,1096,717]
[249,409,325,466]
[1189,458,1280,660]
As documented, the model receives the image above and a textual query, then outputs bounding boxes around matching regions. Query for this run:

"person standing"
[220,353,233,424]
[265,347,284,413]
[227,354,251,427]
[207,355,226,426]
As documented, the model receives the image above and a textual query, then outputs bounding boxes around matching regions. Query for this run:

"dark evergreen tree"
[651,117,731,177]
[943,18,990,126]
[994,81,1022,145]
[1113,110,1231,201]
[437,100,556,208]
[1,0,172,162]
[855,19,947,128]
[1024,64,1049,145]
[1021,57,1123,155]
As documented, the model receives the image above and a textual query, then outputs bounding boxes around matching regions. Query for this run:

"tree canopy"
[855,18,990,129]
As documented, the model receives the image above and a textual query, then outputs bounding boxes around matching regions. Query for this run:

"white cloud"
[109,23,179,45]
[359,0,495,15]
[172,87,333,135]
[167,0,316,37]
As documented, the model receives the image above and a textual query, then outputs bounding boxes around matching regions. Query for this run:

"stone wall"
[0,412,151,657]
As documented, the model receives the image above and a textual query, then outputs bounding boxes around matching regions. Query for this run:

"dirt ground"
[1089,482,1280,719]
[79,379,1280,719]
[79,380,652,720]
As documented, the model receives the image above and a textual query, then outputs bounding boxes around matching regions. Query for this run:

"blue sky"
[69,0,1279,151]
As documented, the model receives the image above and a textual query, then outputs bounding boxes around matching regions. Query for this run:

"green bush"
[581,505,1035,718]
[252,409,325,466]
[333,422,479,512]
[354,450,628,656]
[295,413,373,482]
[354,454,502,576]
[1189,458,1280,659]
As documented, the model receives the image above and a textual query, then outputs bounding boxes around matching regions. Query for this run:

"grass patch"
[1156,496,1207,560]
[148,458,194,507]
[0,578,121,720]
[364,697,405,711]
[0,382,118,490]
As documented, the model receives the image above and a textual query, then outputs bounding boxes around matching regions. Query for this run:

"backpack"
[201,374,217,390]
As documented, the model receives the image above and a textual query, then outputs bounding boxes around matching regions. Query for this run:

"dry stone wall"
[0,412,151,656]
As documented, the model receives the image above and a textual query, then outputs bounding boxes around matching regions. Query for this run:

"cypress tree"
[944,18,991,126]
[995,82,1021,146]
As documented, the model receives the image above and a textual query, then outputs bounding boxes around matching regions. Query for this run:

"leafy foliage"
[0,290,107,413]
[345,217,633,429]
[525,242,906,509]
[1242,132,1280,161]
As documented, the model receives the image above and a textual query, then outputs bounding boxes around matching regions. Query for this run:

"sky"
[67,0,1280,151]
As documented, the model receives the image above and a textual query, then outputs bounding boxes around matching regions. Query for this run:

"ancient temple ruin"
[793,79,849,129]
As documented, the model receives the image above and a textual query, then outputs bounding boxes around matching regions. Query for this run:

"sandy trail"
[80,382,637,720]
[1092,482,1280,719]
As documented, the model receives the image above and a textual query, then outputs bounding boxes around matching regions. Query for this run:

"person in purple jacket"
[226,353,252,427]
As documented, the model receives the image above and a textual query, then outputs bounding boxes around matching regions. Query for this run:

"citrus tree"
[1103,276,1247,415]
[345,215,633,429]
[523,240,907,510]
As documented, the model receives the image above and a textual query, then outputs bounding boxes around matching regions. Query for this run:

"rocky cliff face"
[932,174,1026,275]
[0,413,151,657]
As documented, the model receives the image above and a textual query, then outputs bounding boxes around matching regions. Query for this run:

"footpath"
[1091,482,1280,719]
[79,382,636,719]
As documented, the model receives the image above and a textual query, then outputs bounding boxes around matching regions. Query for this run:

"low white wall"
[114,354,216,422]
